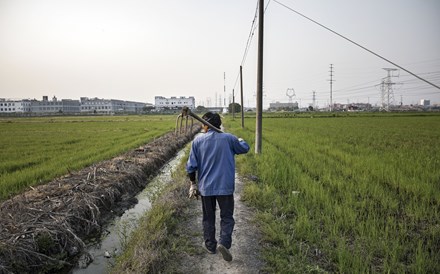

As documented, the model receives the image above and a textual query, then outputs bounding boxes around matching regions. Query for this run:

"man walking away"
[186,112,250,261]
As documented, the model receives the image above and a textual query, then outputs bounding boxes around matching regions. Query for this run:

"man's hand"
[189,182,199,199]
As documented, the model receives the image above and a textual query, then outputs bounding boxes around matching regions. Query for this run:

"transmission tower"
[223,72,226,107]
[380,68,398,111]
[286,88,295,103]
[328,64,335,111]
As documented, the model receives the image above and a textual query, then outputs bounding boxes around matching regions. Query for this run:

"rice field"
[1,112,439,272]
[226,113,440,273]
[0,115,175,201]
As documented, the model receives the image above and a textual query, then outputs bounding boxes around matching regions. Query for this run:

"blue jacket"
[186,130,250,196]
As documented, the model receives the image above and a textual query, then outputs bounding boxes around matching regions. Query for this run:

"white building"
[31,96,80,114]
[1,96,148,115]
[154,96,195,109]
[420,99,430,107]
[269,101,299,111]
[0,98,32,113]
[80,97,146,114]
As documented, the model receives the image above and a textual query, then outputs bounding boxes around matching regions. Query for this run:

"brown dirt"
[168,175,267,274]
[0,127,200,274]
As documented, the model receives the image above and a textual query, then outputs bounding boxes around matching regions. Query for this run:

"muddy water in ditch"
[70,149,186,274]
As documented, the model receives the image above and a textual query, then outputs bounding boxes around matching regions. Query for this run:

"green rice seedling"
[0,115,176,200]
[225,113,440,273]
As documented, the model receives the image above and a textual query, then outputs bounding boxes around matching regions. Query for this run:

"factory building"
[80,97,146,114]
[1,96,148,115]
[268,101,299,111]
[0,99,31,113]
[154,96,195,109]
[31,96,80,114]
[420,99,430,107]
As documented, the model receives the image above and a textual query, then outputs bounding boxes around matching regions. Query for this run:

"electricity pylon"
[380,68,398,111]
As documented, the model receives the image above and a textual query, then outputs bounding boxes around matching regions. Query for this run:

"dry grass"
[0,127,200,273]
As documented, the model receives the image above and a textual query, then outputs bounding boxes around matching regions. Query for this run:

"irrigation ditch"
[0,126,200,274]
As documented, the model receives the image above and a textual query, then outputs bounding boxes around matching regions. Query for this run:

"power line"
[273,0,440,91]
[233,0,271,91]
[401,58,440,67]
[334,78,383,92]
[335,84,381,95]
[233,2,259,91]
[241,1,260,67]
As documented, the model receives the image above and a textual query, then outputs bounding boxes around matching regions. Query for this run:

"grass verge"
[110,147,193,273]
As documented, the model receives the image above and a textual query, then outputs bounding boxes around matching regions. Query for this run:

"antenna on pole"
[286,88,295,103]
[223,72,227,113]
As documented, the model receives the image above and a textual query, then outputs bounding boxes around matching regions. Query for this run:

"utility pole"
[255,0,264,154]
[328,64,334,111]
[312,91,316,110]
[232,89,235,119]
[240,65,244,128]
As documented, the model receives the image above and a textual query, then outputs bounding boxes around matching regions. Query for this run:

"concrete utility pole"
[328,64,334,111]
[381,68,398,111]
[312,91,316,109]
[255,0,264,154]
[232,89,235,119]
[240,65,244,128]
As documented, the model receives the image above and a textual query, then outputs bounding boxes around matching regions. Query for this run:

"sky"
[1,0,439,109]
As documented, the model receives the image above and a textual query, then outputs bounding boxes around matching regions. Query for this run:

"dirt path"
[172,175,266,274]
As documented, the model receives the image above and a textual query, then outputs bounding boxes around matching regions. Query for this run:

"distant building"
[1,96,149,115]
[80,97,146,114]
[205,107,223,113]
[420,99,430,107]
[269,101,298,111]
[155,96,195,109]
[31,96,80,114]
[0,98,31,113]
[347,103,372,111]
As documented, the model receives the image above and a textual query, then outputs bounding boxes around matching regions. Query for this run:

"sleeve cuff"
[188,172,196,182]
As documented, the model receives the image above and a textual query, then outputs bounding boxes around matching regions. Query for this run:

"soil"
[169,175,267,274]
[0,126,267,274]
[0,128,200,274]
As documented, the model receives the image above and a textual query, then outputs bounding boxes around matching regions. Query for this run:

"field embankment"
[0,115,200,273]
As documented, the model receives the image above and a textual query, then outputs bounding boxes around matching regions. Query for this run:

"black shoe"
[202,242,216,254]
[217,244,232,261]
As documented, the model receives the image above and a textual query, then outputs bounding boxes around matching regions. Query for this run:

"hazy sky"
[1,0,439,108]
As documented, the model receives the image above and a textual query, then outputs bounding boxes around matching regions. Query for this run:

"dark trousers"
[201,195,235,252]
